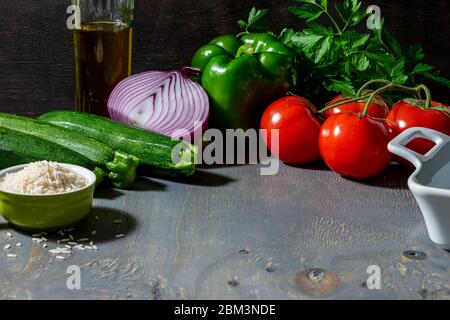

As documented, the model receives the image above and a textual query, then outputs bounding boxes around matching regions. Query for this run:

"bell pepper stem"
[236,43,255,57]
[236,31,249,38]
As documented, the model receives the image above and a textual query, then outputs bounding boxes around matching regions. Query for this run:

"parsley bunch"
[238,1,450,103]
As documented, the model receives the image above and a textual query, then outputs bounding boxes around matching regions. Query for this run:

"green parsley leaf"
[289,5,324,22]
[412,63,435,74]
[405,43,426,64]
[237,20,247,29]
[237,7,268,33]
[248,7,268,25]
[290,29,325,51]
[423,73,450,88]
[351,33,370,49]
[315,36,332,63]
[353,53,370,72]
[335,0,360,23]
[326,79,357,96]
[238,2,450,102]
[383,28,402,57]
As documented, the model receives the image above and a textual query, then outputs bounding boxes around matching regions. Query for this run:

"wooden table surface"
[1,162,449,300]
[0,0,449,300]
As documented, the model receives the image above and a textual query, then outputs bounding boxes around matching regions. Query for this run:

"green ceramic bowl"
[0,163,96,231]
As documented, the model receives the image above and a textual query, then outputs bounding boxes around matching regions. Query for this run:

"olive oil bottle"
[74,21,132,116]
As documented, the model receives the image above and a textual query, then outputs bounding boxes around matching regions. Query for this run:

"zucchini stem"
[172,141,198,177]
[106,151,139,189]
[93,167,106,187]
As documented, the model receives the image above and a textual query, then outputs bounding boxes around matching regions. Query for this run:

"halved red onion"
[108,68,209,140]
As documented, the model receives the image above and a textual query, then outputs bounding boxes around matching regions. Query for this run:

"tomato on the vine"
[319,113,392,179]
[261,96,322,165]
[323,94,389,119]
[386,99,450,155]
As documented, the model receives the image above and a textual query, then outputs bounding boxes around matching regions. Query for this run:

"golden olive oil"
[74,21,132,116]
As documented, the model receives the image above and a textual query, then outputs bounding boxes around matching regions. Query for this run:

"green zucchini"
[39,111,197,176]
[0,126,105,184]
[0,113,139,188]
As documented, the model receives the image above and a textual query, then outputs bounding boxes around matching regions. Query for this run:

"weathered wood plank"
[1,164,449,299]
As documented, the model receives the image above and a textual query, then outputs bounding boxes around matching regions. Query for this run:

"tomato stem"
[317,93,372,114]
[356,79,392,97]
[362,84,394,115]
[388,83,421,96]
[322,80,435,115]
[357,79,424,100]
[361,82,426,115]
[415,84,432,109]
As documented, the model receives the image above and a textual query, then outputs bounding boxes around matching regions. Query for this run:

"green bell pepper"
[192,33,295,130]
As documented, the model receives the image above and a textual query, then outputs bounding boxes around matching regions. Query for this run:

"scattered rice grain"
[49,247,72,255]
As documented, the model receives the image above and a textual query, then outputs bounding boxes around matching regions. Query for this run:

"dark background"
[0,0,448,115]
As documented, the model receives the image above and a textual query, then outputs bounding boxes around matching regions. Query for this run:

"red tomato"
[319,113,392,179]
[323,94,389,119]
[386,99,450,155]
[261,96,322,165]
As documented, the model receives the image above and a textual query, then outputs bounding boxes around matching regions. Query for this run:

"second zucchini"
[39,111,197,177]
[0,112,139,188]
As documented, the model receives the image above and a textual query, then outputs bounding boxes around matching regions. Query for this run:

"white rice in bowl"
[0,161,88,195]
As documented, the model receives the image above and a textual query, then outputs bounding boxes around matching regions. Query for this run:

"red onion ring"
[108,68,209,140]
